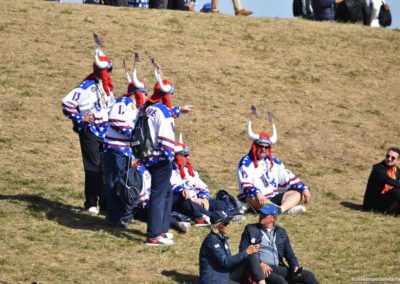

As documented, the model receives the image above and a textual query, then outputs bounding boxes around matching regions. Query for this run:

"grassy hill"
[0,0,399,283]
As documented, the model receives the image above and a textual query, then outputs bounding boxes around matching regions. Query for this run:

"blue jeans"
[104,150,133,223]
[146,160,173,238]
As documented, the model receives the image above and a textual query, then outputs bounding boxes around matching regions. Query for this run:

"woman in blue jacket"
[199,210,266,284]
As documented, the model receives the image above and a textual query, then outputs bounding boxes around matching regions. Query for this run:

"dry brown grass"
[0,0,399,283]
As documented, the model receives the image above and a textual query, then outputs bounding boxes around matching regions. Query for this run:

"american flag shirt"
[104,96,138,157]
[170,164,211,200]
[142,102,175,167]
[237,154,308,201]
[62,79,115,139]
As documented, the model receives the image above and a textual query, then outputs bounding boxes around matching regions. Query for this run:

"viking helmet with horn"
[247,121,277,169]
[148,58,175,109]
[125,54,148,108]
[174,133,194,179]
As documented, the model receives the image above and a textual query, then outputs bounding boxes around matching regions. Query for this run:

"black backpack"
[293,0,313,19]
[378,2,391,27]
[114,165,143,208]
[131,106,154,161]
[214,189,243,216]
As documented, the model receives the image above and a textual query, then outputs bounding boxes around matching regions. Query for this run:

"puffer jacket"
[312,0,336,20]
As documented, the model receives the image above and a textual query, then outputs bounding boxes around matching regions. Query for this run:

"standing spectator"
[103,63,147,227]
[62,43,114,215]
[143,64,176,246]
[128,0,149,8]
[363,147,400,215]
[211,0,253,16]
[149,0,167,8]
[168,0,195,11]
[369,0,388,27]
[311,0,343,21]
[239,204,320,284]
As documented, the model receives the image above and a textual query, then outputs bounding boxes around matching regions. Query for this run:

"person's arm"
[204,236,248,269]
[279,228,300,269]
[157,112,175,160]
[372,164,400,188]
[62,87,85,123]
[276,160,309,193]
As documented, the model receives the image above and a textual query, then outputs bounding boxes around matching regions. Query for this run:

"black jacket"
[363,161,400,212]
[239,223,299,269]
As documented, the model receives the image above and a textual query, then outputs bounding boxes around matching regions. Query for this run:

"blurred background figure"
[211,0,253,16]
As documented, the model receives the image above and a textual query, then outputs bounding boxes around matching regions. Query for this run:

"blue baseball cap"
[259,204,279,216]
[200,3,212,12]
[210,210,234,224]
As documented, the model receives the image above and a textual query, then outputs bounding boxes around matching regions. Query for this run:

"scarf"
[381,166,397,194]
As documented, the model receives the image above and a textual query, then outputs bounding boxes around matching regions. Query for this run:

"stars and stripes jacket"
[170,164,211,199]
[104,96,138,157]
[62,79,115,139]
[237,154,308,201]
[142,102,175,167]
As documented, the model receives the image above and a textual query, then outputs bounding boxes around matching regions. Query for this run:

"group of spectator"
[297,0,391,27]
[61,29,398,282]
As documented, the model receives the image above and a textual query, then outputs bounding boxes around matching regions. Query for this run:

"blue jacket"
[239,223,299,269]
[199,232,248,284]
[312,0,336,21]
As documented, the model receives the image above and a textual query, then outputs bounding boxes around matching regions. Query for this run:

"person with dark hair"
[199,211,266,284]
[239,204,320,284]
[62,44,115,215]
[363,147,400,215]
[311,0,343,21]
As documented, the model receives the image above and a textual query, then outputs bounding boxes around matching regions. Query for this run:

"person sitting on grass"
[363,147,400,215]
[237,117,310,215]
[239,204,320,284]
[199,210,266,284]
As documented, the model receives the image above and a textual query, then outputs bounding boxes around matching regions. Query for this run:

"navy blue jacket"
[199,232,248,284]
[312,0,336,20]
[239,223,299,269]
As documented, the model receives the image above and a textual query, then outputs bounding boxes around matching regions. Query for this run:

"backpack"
[378,2,391,27]
[114,165,143,209]
[292,0,313,19]
[214,189,243,216]
[130,106,154,161]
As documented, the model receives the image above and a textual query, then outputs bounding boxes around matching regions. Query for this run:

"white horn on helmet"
[132,67,145,89]
[247,121,260,141]
[179,133,183,144]
[270,123,277,144]
[94,48,108,69]
[154,69,172,93]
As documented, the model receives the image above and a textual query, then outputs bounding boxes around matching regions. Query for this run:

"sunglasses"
[386,154,398,161]
[257,145,270,150]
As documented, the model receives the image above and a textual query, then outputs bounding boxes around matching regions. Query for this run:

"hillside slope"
[0,0,399,283]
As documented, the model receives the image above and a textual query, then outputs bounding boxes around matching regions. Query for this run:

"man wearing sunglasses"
[363,147,400,215]
[239,204,320,284]
[237,121,310,215]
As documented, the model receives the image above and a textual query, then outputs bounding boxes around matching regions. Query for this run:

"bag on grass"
[115,165,143,208]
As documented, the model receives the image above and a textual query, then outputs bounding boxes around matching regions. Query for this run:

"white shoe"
[177,222,191,233]
[146,236,174,246]
[88,206,99,215]
[162,232,174,240]
[231,214,246,223]
[287,205,306,215]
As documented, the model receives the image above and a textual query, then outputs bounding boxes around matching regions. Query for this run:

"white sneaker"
[162,232,174,240]
[88,206,99,215]
[231,214,246,223]
[177,222,191,233]
[146,236,174,246]
[287,205,306,215]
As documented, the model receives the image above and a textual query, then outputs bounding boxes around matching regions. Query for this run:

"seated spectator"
[199,211,266,284]
[171,136,245,226]
[363,147,400,215]
[311,0,343,21]
[239,204,320,284]
[237,121,310,215]
[128,0,149,8]
[211,0,253,16]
